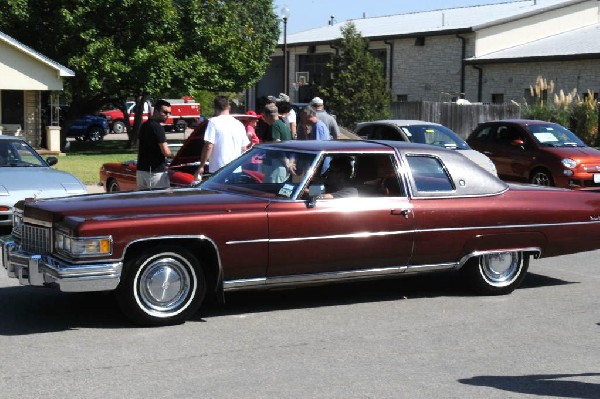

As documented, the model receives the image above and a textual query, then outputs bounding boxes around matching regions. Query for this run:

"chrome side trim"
[227,219,600,246]
[226,230,412,245]
[224,265,409,291]
[405,262,458,273]
[457,247,542,270]
[415,220,600,233]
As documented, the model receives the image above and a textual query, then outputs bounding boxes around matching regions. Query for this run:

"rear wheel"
[112,120,126,134]
[530,169,553,186]
[462,251,529,295]
[107,178,120,193]
[116,245,206,326]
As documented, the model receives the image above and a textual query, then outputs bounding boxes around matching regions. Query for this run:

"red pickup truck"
[101,97,201,134]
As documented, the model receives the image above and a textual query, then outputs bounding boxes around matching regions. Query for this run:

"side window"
[473,126,493,142]
[380,126,401,141]
[406,155,454,192]
[353,154,406,197]
[495,125,522,145]
[357,125,374,139]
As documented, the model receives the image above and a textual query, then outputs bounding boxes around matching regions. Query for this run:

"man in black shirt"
[136,99,173,189]
[320,156,358,198]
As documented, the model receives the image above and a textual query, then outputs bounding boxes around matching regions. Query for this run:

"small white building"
[0,31,73,147]
[259,0,600,105]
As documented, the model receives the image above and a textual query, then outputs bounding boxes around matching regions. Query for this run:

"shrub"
[522,76,598,145]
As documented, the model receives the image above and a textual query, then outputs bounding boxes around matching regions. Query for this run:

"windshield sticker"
[278,184,294,198]
[425,129,435,133]
[533,132,558,142]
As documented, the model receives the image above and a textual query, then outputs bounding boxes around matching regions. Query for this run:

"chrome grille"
[22,225,52,254]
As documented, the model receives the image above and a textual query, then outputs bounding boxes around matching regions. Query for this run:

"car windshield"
[0,140,47,167]
[201,147,319,199]
[526,124,586,147]
[400,125,470,150]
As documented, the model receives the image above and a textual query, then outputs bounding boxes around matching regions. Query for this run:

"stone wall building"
[258,0,600,106]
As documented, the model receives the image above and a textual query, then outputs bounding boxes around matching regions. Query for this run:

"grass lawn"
[52,140,137,185]
[53,138,185,185]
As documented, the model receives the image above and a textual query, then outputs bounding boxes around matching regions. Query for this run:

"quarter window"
[406,155,454,192]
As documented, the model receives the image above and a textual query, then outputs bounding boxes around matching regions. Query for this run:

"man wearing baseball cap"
[310,97,340,139]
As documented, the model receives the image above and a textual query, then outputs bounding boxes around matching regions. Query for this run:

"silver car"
[0,136,87,227]
[355,120,497,175]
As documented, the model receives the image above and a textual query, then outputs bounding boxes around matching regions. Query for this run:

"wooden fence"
[390,101,522,138]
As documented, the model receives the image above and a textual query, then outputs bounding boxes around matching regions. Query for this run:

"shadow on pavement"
[0,272,573,334]
[0,286,129,335]
[194,271,572,321]
[459,373,600,398]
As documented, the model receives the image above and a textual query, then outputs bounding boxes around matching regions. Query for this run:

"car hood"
[20,188,269,224]
[457,149,498,176]
[542,146,600,162]
[0,168,87,202]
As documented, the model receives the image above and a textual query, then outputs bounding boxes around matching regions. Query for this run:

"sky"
[273,0,515,34]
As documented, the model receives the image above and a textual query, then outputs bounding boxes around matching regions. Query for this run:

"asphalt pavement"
[0,248,599,398]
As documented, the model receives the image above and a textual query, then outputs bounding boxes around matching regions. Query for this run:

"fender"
[458,232,546,267]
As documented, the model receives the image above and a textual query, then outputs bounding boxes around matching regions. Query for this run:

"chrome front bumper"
[1,238,123,292]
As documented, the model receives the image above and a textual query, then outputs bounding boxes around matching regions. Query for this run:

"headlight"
[562,158,577,169]
[12,210,23,238]
[55,231,112,257]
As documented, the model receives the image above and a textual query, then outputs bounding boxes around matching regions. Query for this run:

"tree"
[0,0,278,146]
[318,22,391,130]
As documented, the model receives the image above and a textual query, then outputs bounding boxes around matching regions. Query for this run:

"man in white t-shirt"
[194,96,249,180]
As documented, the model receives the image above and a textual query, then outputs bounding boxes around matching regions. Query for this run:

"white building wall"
[475,0,598,57]
[0,42,64,90]
[477,59,600,103]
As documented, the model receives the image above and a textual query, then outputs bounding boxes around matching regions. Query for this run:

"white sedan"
[0,136,87,227]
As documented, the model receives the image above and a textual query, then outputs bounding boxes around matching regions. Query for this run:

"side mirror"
[46,156,58,166]
[307,195,319,208]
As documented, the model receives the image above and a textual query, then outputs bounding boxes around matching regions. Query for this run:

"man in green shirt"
[262,103,291,142]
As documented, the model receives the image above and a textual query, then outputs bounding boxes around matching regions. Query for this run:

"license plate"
[594,174,600,183]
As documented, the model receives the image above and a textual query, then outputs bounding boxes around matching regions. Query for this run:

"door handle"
[391,209,411,219]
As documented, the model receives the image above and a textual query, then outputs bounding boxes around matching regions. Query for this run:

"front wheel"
[116,245,206,326]
[462,251,529,295]
[530,169,553,186]
[87,126,104,142]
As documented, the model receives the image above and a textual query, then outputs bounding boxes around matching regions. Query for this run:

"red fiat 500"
[467,119,600,189]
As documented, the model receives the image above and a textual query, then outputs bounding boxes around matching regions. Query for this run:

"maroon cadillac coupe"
[3,140,600,326]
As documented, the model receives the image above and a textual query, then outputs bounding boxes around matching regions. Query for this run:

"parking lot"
[0,249,598,398]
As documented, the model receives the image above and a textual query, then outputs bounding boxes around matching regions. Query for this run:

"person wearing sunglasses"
[136,99,173,190]
[318,156,358,199]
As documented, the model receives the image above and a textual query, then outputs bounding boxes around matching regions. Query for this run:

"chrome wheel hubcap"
[480,252,521,286]
[137,255,193,315]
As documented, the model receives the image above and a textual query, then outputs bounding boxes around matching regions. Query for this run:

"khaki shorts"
[136,170,170,190]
